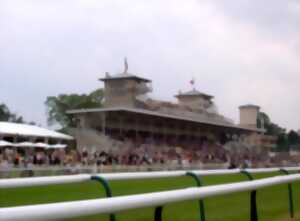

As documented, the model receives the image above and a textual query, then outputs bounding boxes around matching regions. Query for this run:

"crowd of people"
[0,133,268,170]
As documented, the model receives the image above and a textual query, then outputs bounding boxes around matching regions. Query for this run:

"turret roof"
[175,89,214,99]
[99,72,151,82]
[99,58,151,82]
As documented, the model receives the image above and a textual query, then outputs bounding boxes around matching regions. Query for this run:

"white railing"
[1,174,300,221]
[0,167,299,189]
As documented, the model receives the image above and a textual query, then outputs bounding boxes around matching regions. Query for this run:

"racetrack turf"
[1,172,300,221]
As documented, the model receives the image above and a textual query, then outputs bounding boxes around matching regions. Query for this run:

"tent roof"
[14,141,36,147]
[0,140,13,147]
[0,141,67,149]
[0,122,73,140]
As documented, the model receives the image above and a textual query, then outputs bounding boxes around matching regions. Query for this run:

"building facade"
[67,60,265,150]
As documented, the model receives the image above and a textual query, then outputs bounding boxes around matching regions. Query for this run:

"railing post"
[91,175,116,221]
[154,206,163,221]
[241,170,258,221]
[279,169,294,218]
[186,172,206,221]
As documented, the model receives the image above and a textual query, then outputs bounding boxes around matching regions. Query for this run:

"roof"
[67,107,263,132]
[175,89,214,99]
[0,140,13,147]
[99,73,151,83]
[0,122,73,140]
[0,140,67,148]
[239,104,260,109]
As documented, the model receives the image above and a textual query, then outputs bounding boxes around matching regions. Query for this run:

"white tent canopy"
[14,141,36,147]
[0,141,67,149]
[49,144,67,149]
[0,140,14,147]
[34,142,50,148]
[0,122,73,140]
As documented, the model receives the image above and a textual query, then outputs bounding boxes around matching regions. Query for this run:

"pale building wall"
[239,105,260,129]
[103,79,137,107]
[103,79,151,108]
[76,114,97,129]
[77,115,88,128]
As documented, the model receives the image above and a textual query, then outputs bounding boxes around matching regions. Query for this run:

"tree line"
[0,103,24,123]
[258,112,300,151]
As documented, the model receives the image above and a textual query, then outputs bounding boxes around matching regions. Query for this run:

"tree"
[257,112,289,151]
[288,130,299,145]
[277,133,289,151]
[45,88,104,129]
[0,103,24,123]
[258,112,300,151]
[287,130,300,147]
[0,104,11,121]
[257,112,271,128]
[257,112,285,136]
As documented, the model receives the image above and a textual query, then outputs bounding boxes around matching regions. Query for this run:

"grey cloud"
[208,0,300,38]
[0,0,299,130]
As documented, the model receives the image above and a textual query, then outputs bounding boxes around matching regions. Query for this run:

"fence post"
[186,172,206,221]
[241,170,258,221]
[279,169,294,218]
[91,175,116,221]
[154,206,163,221]
[153,172,206,221]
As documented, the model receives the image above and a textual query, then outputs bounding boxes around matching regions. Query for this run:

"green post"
[186,172,206,221]
[241,170,258,221]
[154,206,163,221]
[91,175,116,221]
[279,169,294,218]
[153,172,205,221]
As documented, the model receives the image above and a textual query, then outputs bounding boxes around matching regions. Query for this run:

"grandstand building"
[67,60,264,150]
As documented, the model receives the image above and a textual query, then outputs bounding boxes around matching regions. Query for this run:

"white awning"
[2,141,67,149]
[0,122,73,140]
[49,144,67,149]
[0,140,14,147]
[34,143,50,148]
[14,142,36,147]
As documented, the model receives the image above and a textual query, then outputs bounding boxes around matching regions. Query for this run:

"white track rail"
[0,167,299,188]
[1,174,300,221]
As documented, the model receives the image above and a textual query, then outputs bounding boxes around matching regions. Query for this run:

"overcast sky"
[0,0,299,130]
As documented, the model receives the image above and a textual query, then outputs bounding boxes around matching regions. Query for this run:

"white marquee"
[0,122,73,140]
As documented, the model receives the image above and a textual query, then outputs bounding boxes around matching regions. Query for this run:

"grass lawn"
[1,172,300,221]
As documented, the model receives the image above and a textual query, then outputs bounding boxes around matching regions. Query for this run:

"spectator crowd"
[0,133,274,171]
